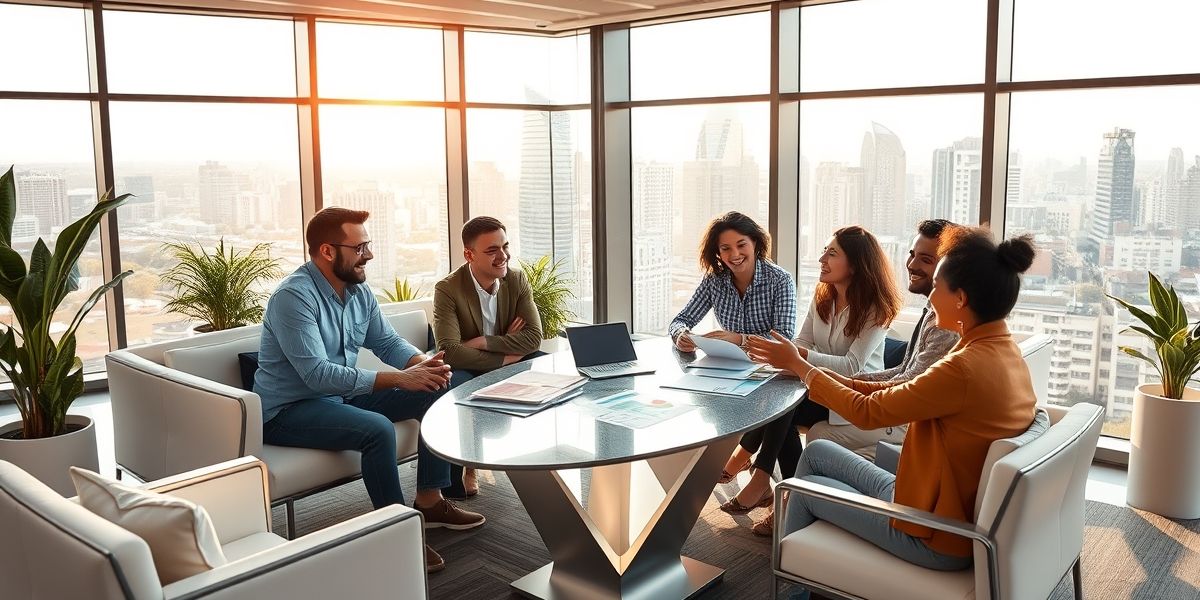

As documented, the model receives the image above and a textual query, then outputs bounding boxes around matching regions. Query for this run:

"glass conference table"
[421,337,806,600]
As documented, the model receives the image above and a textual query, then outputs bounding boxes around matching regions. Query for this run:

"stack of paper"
[660,372,773,397]
[685,335,766,379]
[468,371,587,405]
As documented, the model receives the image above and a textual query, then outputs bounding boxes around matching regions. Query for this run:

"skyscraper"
[1089,128,1136,251]
[517,107,577,286]
[859,122,906,237]
[677,112,760,257]
[198,161,239,227]
[930,137,981,225]
[15,172,68,235]
[1181,156,1200,230]
[811,162,864,255]
[632,162,674,333]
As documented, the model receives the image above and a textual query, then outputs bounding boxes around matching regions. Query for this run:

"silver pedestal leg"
[507,435,740,600]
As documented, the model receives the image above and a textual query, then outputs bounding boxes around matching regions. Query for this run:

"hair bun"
[997,234,1036,274]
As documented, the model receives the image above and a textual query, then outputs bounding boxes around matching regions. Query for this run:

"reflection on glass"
[0,4,89,93]
[104,11,296,96]
[798,0,984,92]
[465,31,589,104]
[1013,0,1200,82]
[321,105,450,295]
[631,11,769,101]
[0,100,107,377]
[109,102,303,345]
[798,95,982,311]
[630,103,770,334]
[317,22,444,101]
[1005,87,1200,439]
[467,109,593,322]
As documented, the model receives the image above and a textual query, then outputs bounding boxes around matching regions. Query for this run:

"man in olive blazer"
[433,217,543,373]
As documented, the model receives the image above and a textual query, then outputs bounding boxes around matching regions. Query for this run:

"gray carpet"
[269,465,1200,599]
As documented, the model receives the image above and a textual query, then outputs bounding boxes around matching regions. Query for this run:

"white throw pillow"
[70,467,227,585]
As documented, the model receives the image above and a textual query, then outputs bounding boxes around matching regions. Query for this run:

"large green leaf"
[0,166,15,247]
[43,191,130,315]
[61,270,132,342]
[1108,293,1172,339]
[0,243,26,303]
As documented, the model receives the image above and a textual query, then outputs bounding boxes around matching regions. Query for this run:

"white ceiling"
[128,0,774,32]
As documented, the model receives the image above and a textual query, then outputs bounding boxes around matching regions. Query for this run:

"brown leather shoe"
[417,498,486,530]
[751,510,774,537]
[425,544,446,573]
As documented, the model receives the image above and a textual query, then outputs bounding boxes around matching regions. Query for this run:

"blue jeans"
[782,440,972,571]
[263,370,471,509]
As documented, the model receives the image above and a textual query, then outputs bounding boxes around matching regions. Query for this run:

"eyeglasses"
[329,242,372,256]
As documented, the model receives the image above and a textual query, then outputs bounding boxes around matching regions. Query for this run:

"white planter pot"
[539,335,568,354]
[1126,383,1200,519]
[0,414,99,497]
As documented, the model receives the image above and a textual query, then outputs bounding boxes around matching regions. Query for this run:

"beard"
[332,252,367,284]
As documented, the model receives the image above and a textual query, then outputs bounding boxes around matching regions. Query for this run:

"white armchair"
[105,299,435,537]
[773,402,1104,600]
[0,456,428,600]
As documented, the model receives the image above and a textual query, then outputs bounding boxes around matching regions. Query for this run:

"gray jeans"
[781,439,972,571]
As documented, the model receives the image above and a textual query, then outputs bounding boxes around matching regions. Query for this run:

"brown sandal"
[717,458,752,484]
[750,510,775,536]
[719,489,774,514]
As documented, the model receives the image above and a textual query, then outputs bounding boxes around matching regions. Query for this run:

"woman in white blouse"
[719,225,902,528]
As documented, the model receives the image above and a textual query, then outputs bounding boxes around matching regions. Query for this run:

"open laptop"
[565,322,656,379]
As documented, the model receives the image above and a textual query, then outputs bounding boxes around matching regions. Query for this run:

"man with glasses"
[254,207,485,574]
[432,216,544,498]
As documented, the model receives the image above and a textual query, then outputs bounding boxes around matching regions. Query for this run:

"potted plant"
[377,276,426,303]
[160,239,282,333]
[519,255,575,352]
[1108,272,1200,519]
[0,166,133,495]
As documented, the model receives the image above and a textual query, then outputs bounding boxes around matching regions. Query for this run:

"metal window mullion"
[979,0,1016,229]
[85,0,127,350]
[295,16,320,250]
[599,24,632,331]
[444,27,468,269]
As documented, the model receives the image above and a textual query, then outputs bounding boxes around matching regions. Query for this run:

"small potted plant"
[160,239,282,332]
[0,166,133,495]
[1108,272,1200,519]
[377,276,426,304]
[519,255,575,352]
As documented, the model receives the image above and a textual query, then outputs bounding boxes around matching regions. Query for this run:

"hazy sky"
[3,0,1200,172]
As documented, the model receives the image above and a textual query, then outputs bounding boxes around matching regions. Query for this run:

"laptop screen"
[565,322,639,367]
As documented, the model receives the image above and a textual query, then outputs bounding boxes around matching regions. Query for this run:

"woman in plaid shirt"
[668,211,797,352]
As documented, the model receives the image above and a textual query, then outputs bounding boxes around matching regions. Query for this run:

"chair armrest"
[163,505,428,600]
[874,441,902,474]
[774,477,999,600]
[145,457,271,544]
[106,351,264,482]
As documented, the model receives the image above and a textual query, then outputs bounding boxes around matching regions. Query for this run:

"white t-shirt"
[469,266,500,336]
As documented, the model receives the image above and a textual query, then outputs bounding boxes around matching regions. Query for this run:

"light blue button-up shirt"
[254,262,421,421]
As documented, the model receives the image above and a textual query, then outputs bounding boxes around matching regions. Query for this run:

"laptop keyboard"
[586,360,638,372]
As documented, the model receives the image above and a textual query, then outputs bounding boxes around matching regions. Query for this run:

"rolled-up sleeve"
[769,270,797,339]
[271,289,377,397]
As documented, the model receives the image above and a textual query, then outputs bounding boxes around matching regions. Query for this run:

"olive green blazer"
[432,263,542,372]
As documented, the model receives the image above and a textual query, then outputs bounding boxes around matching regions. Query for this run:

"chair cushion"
[779,521,974,600]
[973,408,1050,520]
[259,419,420,500]
[163,334,262,388]
[220,531,287,562]
[238,352,259,392]
[884,337,908,370]
[387,310,430,353]
[70,467,227,585]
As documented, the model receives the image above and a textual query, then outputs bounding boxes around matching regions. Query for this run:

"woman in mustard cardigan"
[746,228,1039,570]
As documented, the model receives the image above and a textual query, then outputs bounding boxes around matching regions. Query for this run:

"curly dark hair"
[698,211,771,276]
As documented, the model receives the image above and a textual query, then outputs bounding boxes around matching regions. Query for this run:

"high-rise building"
[633,162,675,333]
[859,122,906,237]
[198,161,240,227]
[810,162,863,255]
[333,188,397,290]
[1181,156,1200,230]
[1007,152,1022,206]
[517,107,577,287]
[677,112,760,257]
[120,175,156,222]
[1088,128,1136,252]
[15,172,68,235]
[930,137,981,226]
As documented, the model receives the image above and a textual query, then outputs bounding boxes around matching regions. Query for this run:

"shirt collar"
[722,258,764,292]
[468,265,500,295]
[303,261,361,301]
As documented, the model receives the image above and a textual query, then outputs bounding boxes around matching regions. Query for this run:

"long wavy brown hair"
[814,225,903,337]
[697,211,771,276]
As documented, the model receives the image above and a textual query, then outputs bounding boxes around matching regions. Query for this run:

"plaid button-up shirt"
[668,259,797,340]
